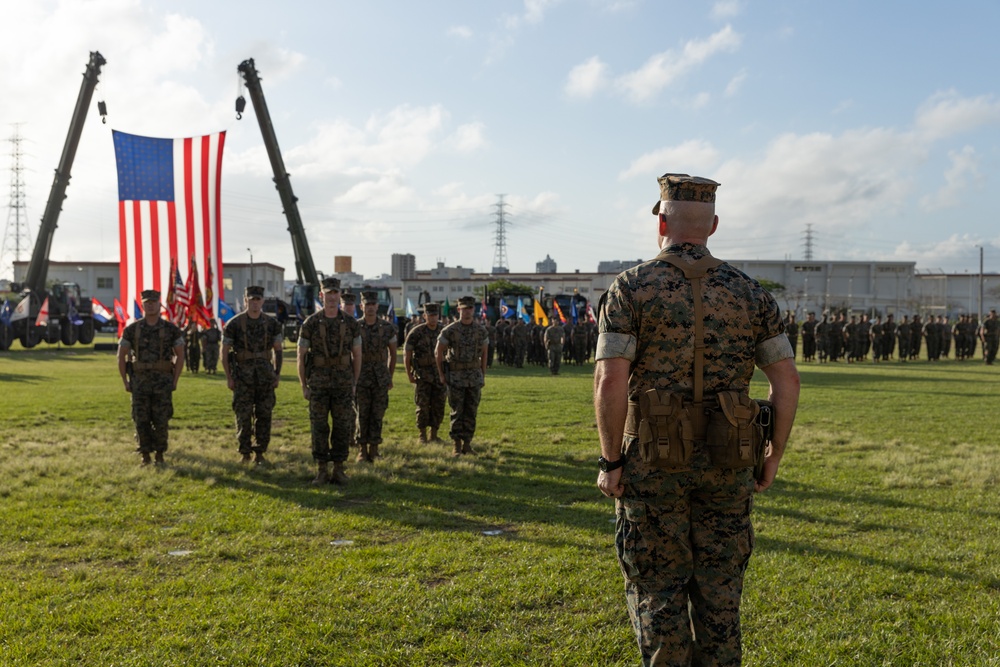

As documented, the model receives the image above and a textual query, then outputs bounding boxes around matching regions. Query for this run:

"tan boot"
[452,440,463,457]
[461,439,475,455]
[419,428,428,443]
[369,443,380,459]
[356,443,370,463]
[330,461,349,485]
[240,452,252,464]
[311,462,329,485]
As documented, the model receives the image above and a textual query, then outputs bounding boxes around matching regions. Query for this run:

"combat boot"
[369,443,380,459]
[356,443,370,463]
[419,428,428,443]
[430,428,442,443]
[461,439,475,455]
[141,452,152,466]
[154,451,165,465]
[253,452,267,466]
[330,461,349,485]
[312,462,329,485]
[240,452,252,464]
[452,440,463,457]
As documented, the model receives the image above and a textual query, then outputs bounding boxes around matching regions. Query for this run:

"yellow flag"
[533,299,550,326]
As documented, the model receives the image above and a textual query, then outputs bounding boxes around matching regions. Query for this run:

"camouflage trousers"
[414,379,447,430]
[202,343,219,372]
[308,386,356,463]
[447,384,481,443]
[616,462,755,667]
[547,346,562,375]
[131,372,174,454]
[233,378,276,454]
[356,383,390,445]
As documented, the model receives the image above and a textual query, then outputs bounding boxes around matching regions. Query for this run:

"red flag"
[186,258,212,329]
[35,297,50,328]
[113,298,128,337]
[586,302,597,324]
[204,256,215,315]
[113,130,225,326]
[91,297,114,323]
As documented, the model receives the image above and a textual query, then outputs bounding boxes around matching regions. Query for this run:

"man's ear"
[658,214,667,237]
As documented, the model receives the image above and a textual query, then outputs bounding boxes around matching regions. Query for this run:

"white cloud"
[689,92,712,109]
[617,26,742,102]
[448,25,473,39]
[712,1,743,19]
[725,69,747,97]
[619,140,721,181]
[914,90,1000,141]
[447,122,488,153]
[504,0,563,29]
[919,146,980,211]
[565,56,610,98]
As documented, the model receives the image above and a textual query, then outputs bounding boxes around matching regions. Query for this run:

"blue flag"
[68,300,83,326]
[406,298,416,318]
[570,299,578,325]
[217,299,236,324]
[0,299,11,328]
[388,292,397,325]
[499,298,513,319]
[517,297,530,323]
[133,300,142,319]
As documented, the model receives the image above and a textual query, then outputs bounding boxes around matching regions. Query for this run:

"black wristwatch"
[598,455,625,472]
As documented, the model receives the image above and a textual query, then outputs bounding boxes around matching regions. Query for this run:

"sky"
[2,0,1000,284]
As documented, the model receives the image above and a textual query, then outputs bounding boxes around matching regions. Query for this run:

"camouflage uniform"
[405,322,447,433]
[599,242,790,666]
[299,310,361,464]
[119,318,184,455]
[200,325,222,373]
[356,317,397,453]
[511,320,527,368]
[572,323,589,365]
[438,319,488,447]
[543,323,565,375]
[224,312,283,456]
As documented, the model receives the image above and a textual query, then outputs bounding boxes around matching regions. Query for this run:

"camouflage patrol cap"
[320,277,341,292]
[422,302,440,315]
[341,291,356,304]
[651,173,721,214]
[457,296,476,308]
[140,289,161,302]
[245,285,264,299]
[361,291,379,305]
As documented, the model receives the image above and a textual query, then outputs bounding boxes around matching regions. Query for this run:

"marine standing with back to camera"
[594,173,801,666]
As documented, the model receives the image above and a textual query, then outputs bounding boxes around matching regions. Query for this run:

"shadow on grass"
[165,444,613,544]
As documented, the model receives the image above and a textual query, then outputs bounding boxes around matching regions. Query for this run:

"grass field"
[1,337,999,666]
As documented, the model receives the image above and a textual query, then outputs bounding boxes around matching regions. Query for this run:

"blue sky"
[3,0,1000,282]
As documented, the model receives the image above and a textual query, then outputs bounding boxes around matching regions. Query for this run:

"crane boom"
[236,58,318,288]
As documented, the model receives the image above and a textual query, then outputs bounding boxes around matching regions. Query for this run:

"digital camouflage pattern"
[200,326,221,372]
[405,322,447,431]
[119,318,184,454]
[598,242,789,666]
[224,313,283,454]
[437,320,488,444]
[544,323,565,375]
[356,318,397,446]
[298,310,361,463]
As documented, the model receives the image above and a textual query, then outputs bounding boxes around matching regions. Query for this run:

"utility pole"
[491,194,509,274]
[1,124,32,281]
[802,224,815,261]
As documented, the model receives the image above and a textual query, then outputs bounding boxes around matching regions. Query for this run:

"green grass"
[1,344,999,666]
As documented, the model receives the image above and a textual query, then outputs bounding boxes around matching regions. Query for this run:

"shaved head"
[658,200,718,246]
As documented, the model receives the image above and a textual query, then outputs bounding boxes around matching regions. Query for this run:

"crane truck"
[3,51,107,351]
[236,58,322,341]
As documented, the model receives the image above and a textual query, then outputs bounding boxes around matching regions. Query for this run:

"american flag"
[113,130,225,324]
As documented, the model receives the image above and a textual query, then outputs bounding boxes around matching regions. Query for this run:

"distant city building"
[536,254,557,273]
[391,253,416,281]
[334,256,352,273]
[598,259,645,273]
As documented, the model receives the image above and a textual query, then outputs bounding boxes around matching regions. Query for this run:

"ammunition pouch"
[706,391,762,469]
[630,389,697,470]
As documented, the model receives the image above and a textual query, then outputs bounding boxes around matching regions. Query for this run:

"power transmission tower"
[1,124,32,281]
[802,223,815,261]
[491,194,510,274]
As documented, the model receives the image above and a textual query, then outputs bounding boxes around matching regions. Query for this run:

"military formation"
[792,308,999,364]
[492,316,597,369]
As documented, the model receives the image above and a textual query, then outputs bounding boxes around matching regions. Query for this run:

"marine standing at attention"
[297,277,362,485]
[117,290,185,465]
[354,291,398,462]
[222,285,284,464]
[436,295,489,456]
[594,173,800,666]
[404,302,447,443]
